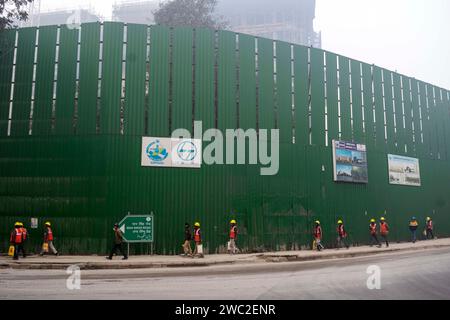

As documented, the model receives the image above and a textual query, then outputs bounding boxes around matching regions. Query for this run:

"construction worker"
[107,223,128,260]
[336,219,350,249]
[409,217,419,243]
[369,219,381,248]
[9,222,24,260]
[40,221,59,256]
[228,220,238,254]
[193,222,204,258]
[313,221,324,251]
[18,222,27,258]
[379,217,389,247]
[182,223,193,257]
[425,217,434,240]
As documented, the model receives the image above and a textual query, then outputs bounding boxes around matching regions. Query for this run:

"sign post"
[118,214,154,255]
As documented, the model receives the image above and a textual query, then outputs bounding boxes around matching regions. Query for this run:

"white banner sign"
[141,137,202,168]
[388,154,421,186]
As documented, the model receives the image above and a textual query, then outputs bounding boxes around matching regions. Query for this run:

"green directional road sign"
[118,215,154,243]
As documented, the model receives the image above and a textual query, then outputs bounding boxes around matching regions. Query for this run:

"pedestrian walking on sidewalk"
[313,221,324,251]
[9,222,24,260]
[228,220,238,254]
[40,221,59,256]
[182,223,193,257]
[369,219,381,248]
[409,217,419,243]
[193,222,204,258]
[336,219,350,249]
[425,217,434,240]
[106,223,128,260]
[379,217,389,247]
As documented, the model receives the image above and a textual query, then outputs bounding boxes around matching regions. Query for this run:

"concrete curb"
[2,242,450,270]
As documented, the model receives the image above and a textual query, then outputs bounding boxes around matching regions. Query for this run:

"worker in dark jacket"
[182,223,193,256]
[409,217,419,243]
[10,222,24,260]
[107,223,128,260]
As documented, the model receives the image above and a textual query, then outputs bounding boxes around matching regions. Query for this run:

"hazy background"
[37,0,450,89]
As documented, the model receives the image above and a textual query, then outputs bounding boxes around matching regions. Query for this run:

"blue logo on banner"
[146,140,168,162]
[177,141,197,161]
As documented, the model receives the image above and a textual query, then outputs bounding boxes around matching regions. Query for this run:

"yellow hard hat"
[426,217,431,221]
[315,220,320,224]
[18,222,24,226]
[230,220,236,224]
[14,221,21,226]
[337,220,343,224]
[194,222,200,227]
[45,221,51,226]
[370,219,376,223]
[380,217,386,221]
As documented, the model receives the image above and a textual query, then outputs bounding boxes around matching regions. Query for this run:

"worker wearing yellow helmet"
[369,219,381,248]
[9,222,25,260]
[336,219,350,249]
[193,222,203,258]
[228,219,238,254]
[40,221,59,256]
[425,216,434,240]
[313,220,324,251]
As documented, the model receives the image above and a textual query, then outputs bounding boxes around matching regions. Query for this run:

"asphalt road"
[1,247,450,300]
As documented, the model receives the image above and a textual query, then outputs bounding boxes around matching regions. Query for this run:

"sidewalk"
[1,238,449,270]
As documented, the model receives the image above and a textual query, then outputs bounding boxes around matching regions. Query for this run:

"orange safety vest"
[314,226,322,239]
[369,223,377,235]
[46,227,54,241]
[337,225,346,237]
[14,228,23,244]
[380,222,389,234]
[427,220,433,230]
[230,226,237,239]
[194,228,201,242]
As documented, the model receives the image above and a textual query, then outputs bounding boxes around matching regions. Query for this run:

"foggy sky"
[37,0,450,90]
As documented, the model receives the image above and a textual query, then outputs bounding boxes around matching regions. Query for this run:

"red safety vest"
[427,220,433,230]
[369,223,377,235]
[46,227,54,241]
[194,228,201,242]
[337,225,346,237]
[230,226,237,239]
[21,227,27,241]
[13,228,23,244]
[380,222,389,235]
[314,226,322,239]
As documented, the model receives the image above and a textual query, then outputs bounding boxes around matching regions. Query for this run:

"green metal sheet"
[33,26,57,136]
[392,73,404,154]
[257,37,274,131]
[372,67,386,151]
[275,41,292,143]
[100,22,123,135]
[54,26,78,135]
[124,24,147,136]
[171,28,193,133]
[383,70,396,152]
[310,48,325,146]
[326,52,339,144]
[238,34,256,131]
[350,60,363,143]
[401,76,414,155]
[338,56,351,141]
[149,25,170,137]
[362,63,375,147]
[77,22,100,135]
[410,79,424,157]
[217,30,236,131]
[10,27,36,137]
[194,28,215,130]
[0,29,16,136]
[293,45,309,146]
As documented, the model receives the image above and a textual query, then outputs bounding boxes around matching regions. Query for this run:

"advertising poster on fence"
[332,140,368,184]
[388,154,421,186]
